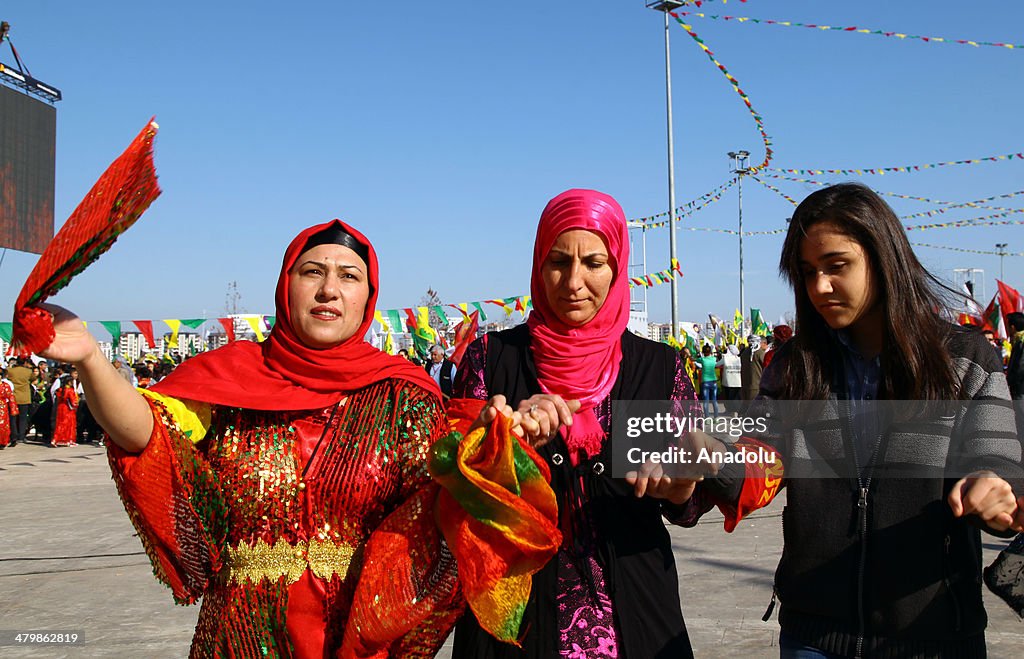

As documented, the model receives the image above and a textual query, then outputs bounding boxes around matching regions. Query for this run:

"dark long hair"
[777,183,959,400]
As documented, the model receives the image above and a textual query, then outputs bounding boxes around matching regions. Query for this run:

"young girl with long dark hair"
[760,183,1024,657]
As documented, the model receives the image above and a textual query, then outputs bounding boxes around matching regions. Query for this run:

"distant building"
[117,333,153,364]
[647,321,704,344]
[627,310,648,337]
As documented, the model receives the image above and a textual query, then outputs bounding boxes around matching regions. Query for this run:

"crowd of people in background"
[0,354,177,449]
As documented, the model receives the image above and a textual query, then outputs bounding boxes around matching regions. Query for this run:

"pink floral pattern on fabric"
[556,538,618,658]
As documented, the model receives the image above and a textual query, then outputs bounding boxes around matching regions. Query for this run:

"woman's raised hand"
[32,302,154,453]
[34,303,101,365]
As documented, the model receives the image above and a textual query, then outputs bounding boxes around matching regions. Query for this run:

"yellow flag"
[164,319,182,347]
[416,307,436,342]
[243,315,265,342]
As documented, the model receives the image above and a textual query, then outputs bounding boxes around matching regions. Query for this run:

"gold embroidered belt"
[223,538,355,585]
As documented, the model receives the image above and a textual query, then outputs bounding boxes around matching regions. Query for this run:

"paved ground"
[2,439,1022,658]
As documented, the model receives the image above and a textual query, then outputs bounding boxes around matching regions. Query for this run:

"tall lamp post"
[728,150,750,335]
[996,243,1008,281]
[647,1,685,336]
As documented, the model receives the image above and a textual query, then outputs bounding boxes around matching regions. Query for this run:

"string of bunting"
[911,242,1024,257]
[766,152,1024,176]
[749,176,1024,225]
[638,178,737,228]
[0,262,687,348]
[898,195,1024,220]
[670,13,774,173]
[760,172,1024,217]
[673,207,1024,237]
[674,10,1023,51]
[750,175,799,206]
[630,178,736,224]
[678,1,751,7]
[0,316,274,353]
[904,211,1024,232]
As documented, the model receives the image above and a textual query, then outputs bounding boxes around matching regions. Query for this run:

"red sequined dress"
[53,386,79,446]
[107,378,461,658]
[0,381,17,447]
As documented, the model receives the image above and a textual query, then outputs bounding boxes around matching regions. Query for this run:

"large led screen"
[0,83,55,254]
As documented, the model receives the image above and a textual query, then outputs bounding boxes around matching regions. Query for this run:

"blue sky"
[1,0,1021,336]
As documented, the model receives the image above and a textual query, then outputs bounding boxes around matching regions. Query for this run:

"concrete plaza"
[1,440,1022,657]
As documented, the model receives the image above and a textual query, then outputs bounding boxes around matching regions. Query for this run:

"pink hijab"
[526,189,630,460]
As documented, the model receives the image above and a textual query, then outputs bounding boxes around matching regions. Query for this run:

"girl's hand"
[948,471,1021,532]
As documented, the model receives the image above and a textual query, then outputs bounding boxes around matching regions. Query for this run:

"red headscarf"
[152,220,440,410]
[526,189,630,459]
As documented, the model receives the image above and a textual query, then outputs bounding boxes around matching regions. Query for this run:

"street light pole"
[648,1,684,336]
[728,150,750,335]
[996,243,1008,281]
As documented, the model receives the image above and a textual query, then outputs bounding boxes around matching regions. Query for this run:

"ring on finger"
[529,404,539,415]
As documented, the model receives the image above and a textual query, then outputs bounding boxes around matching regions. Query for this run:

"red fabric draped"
[526,189,630,459]
[152,220,440,410]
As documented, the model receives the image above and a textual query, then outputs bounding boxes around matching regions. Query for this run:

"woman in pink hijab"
[451,189,730,658]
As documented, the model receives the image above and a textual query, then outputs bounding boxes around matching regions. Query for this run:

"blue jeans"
[779,633,845,659]
[701,381,719,416]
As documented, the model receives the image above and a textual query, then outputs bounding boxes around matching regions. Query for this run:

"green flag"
[0,322,12,343]
[100,320,122,347]
[387,310,403,333]
[431,305,449,326]
[750,308,769,336]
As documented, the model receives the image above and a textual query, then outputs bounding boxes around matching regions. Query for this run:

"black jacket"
[450,325,699,659]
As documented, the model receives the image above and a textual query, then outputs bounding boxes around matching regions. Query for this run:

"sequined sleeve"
[452,336,488,400]
[395,382,450,500]
[391,384,464,657]
[341,382,464,657]
[106,396,227,604]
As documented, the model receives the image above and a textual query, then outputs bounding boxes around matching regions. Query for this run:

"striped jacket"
[753,324,1023,658]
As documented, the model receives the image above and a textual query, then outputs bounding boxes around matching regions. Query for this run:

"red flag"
[9,119,161,356]
[982,295,1005,338]
[403,308,417,332]
[447,304,470,320]
[996,280,1023,331]
[957,312,982,327]
[449,310,480,368]
[217,318,236,343]
[133,320,156,350]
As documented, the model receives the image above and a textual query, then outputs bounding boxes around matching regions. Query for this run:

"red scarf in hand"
[10,119,160,357]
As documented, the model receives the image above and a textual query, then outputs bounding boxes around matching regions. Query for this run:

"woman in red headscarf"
[449,190,776,658]
[32,219,493,657]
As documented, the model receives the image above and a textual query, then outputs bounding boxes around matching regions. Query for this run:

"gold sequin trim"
[223,537,355,585]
